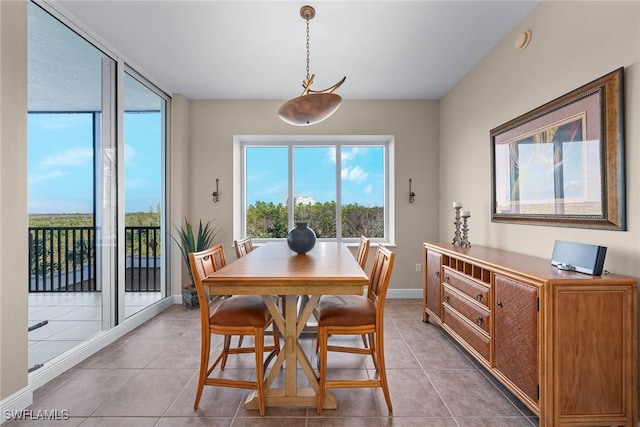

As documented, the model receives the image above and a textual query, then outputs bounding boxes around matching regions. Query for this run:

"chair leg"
[374,328,392,413]
[264,322,280,370]
[254,328,266,416]
[361,333,369,348]
[220,335,232,369]
[194,332,211,409]
[368,332,379,372]
[316,326,328,414]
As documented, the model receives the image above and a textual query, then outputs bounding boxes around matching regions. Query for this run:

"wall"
[439,0,640,277]
[169,94,192,295]
[186,100,439,294]
[0,0,28,403]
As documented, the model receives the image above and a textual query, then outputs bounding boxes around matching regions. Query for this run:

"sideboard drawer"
[443,268,490,308]
[443,305,490,362]
[443,284,490,333]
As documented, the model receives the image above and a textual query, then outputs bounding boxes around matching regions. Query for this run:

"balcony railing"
[29,226,161,292]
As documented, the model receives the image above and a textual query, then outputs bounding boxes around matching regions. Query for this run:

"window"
[235,136,394,243]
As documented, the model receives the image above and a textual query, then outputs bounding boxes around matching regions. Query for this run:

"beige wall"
[439,0,640,277]
[0,0,28,401]
[184,100,439,294]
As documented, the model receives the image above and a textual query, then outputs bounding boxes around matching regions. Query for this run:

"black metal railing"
[28,226,161,292]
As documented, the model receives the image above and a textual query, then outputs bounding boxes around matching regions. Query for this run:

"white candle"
[452,202,462,208]
[461,210,470,217]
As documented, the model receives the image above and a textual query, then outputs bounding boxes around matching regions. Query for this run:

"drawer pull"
[497,301,503,308]
[444,295,450,303]
[445,276,450,283]
[476,294,483,302]
[476,317,484,326]
[435,271,440,278]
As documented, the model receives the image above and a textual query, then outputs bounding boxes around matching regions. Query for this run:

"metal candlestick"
[452,206,462,245]
[460,214,471,247]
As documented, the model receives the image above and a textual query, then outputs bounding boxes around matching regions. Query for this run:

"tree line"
[246,201,383,238]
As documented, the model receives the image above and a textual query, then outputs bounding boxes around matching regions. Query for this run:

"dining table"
[202,241,369,410]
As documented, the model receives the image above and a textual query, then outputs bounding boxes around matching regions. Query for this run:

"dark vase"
[287,221,316,254]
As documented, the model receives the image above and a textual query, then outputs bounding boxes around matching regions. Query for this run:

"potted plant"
[171,218,220,309]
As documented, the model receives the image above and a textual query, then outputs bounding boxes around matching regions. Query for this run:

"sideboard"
[422,242,638,427]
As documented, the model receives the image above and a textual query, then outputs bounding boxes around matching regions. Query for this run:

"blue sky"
[246,145,384,207]
[28,112,161,214]
[28,116,383,215]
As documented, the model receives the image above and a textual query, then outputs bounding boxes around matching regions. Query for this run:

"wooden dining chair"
[234,237,254,259]
[315,245,395,414]
[189,244,279,415]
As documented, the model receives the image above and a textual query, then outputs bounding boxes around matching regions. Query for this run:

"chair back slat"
[355,236,370,270]
[189,244,227,322]
[235,237,254,258]
[366,245,395,311]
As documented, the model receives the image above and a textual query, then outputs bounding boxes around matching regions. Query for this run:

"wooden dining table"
[202,241,369,410]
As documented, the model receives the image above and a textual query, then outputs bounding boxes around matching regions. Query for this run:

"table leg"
[243,294,337,410]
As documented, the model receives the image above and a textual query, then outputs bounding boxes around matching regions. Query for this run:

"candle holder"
[452,206,462,245]
[460,214,471,247]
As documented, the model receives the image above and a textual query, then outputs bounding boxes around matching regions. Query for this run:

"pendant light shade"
[278,78,345,126]
[278,6,346,126]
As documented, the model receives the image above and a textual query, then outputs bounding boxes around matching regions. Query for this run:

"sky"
[246,145,384,207]
[28,112,162,214]
[28,114,384,215]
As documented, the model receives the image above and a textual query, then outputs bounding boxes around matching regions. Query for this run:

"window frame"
[233,135,395,245]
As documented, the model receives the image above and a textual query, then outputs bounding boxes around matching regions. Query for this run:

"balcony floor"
[28,291,162,369]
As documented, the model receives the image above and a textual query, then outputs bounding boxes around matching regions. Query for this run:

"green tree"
[246,202,288,238]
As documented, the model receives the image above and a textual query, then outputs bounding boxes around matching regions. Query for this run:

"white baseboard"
[0,385,33,425]
[387,289,421,299]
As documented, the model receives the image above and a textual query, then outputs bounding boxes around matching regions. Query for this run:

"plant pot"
[182,286,199,310]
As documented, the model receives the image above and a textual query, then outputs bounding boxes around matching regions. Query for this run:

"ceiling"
[45,0,538,102]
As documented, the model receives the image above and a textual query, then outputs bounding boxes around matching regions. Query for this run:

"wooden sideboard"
[422,242,638,427]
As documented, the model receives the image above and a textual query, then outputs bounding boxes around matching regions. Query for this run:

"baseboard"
[387,289,421,299]
[0,385,33,425]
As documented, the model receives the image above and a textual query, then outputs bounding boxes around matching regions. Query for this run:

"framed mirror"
[490,68,625,230]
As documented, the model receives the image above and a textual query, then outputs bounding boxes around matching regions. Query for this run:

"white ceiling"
[43,0,538,102]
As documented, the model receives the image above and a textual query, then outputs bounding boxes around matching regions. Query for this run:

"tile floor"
[12,299,538,426]
[28,292,163,370]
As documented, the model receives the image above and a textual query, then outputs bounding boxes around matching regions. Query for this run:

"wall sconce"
[409,178,416,203]
[211,179,220,203]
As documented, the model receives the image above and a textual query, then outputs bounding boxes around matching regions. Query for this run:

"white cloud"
[341,165,368,183]
[39,147,93,169]
[29,170,67,184]
[342,147,361,162]
[125,144,136,165]
[328,147,363,164]
[327,147,337,163]
[364,185,373,194]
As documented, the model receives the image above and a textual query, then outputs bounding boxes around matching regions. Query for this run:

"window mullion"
[288,144,294,229]
[335,144,342,240]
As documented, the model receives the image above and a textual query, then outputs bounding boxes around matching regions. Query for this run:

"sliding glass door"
[122,71,167,318]
[27,1,169,370]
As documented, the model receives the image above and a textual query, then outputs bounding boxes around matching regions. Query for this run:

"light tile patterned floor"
[12,299,538,426]
[28,292,162,370]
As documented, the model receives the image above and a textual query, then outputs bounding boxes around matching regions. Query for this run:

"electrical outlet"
[415,263,422,272]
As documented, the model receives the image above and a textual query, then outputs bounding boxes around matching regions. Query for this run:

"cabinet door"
[425,250,442,322]
[494,274,539,404]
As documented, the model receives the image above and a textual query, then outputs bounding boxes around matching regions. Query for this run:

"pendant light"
[278,5,346,126]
